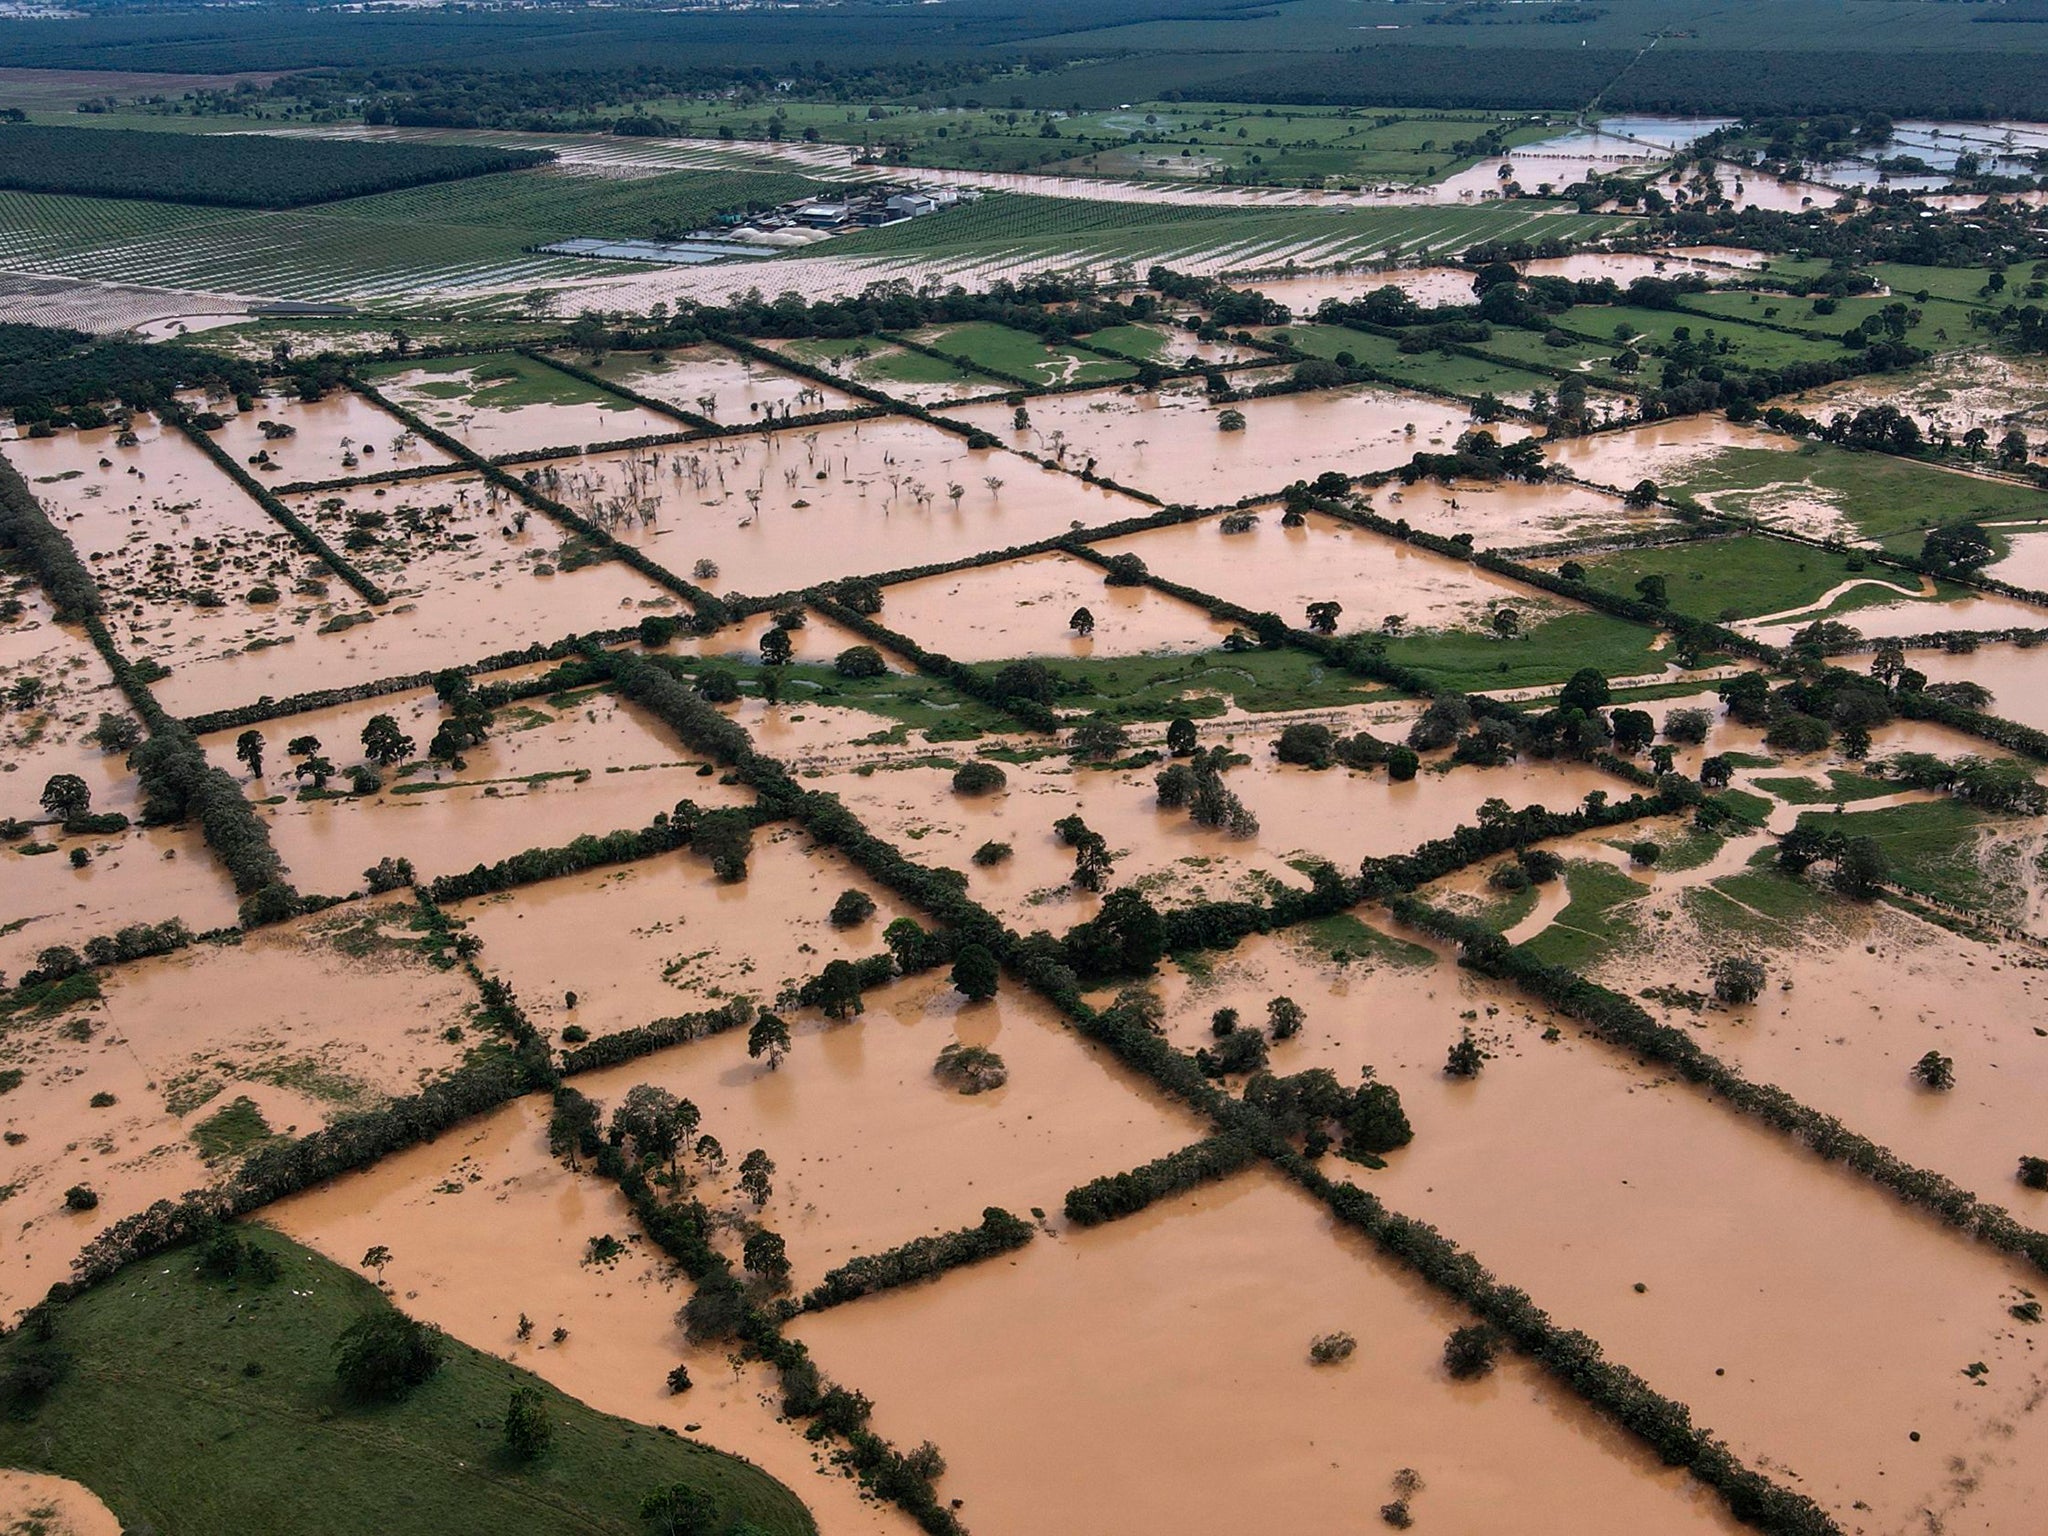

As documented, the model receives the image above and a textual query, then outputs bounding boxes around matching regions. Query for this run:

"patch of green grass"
[1753,769,1900,805]
[363,353,637,413]
[1520,860,1648,969]
[0,969,101,1028]
[1669,441,2048,544]
[984,646,1392,721]
[1279,323,1571,400]
[1084,324,1179,363]
[189,1095,277,1162]
[657,654,1019,737]
[0,1226,814,1536]
[1290,911,1436,969]
[1714,788,1775,825]
[912,321,1136,387]
[1796,797,2004,910]
[1572,530,1960,624]
[1378,609,1665,692]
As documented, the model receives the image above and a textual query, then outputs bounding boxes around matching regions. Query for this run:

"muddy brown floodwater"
[518,417,1138,599]
[792,1168,1746,1536]
[871,550,1236,661]
[1093,507,1568,630]
[362,360,678,457]
[577,344,862,423]
[0,898,476,1318]
[0,1470,123,1536]
[1125,928,2048,1534]
[952,381,1493,506]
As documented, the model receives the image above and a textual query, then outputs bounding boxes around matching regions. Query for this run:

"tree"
[333,1311,443,1402]
[1068,713,1130,762]
[361,1245,391,1282]
[1166,716,1198,757]
[1922,520,1995,575]
[1624,478,1660,508]
[287,735,321,760]
[1069,606,1095,637]
[834,644,886,679]
[742,1228,791,1291]
[1267,996,1305,1041]
[1345,1079,1413,1155]
[809,958,866,1019]
[1443,1324,1498,1379]
[1912,1050,1955,1091]
[640,1484,720,1536]
[952,760,1007,795]
[1489,606,1521,639]
[696,669,741,704]
[1217,408,1246,432]
[503,1387,552,1463]
[1559,668,1610,713]
[1072,832,1114,891]
[738,1148,775,1207]
[40,773,90,825]
[90,712,141,754]
[1832,834,1887,898]
[1712,956,1766,1005]
[360,714,415,766]
[611,1084,684,1167]
[1305,600,1342,634]
[1634,573,1669,608]
[758,627,793,667]
[829,889,876,927]
[1444,1031,1488,1078]
[747,1013,791,1070]
[951,942,1000,1002]
[1610,708,1654,754]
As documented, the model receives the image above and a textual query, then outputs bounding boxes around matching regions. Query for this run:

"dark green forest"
[0,124,549,207]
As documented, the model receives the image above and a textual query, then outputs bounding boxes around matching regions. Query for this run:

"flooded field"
[1133,930,2048,1533]
[952,381,1487,506]
[1544,415,1795,488]
[874,551,1235,660]
[1370,476,1674,548]
[0,898,475,1315]
[521,417,1140,598]
[577,344,861,424]
[792,1169,1745,1536]
[1092,508,1562,632]
[359,355,679,457]
[266,1094,919,1536]
[198,388,456,482]
[200,675,750,897]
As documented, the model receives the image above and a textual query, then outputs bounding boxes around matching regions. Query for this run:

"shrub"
[1275,723,1337,769]
[829,889,876,928]
[934,1042,1007,1094]
[363,856,416,894]
[800,1208,1032,1311]
[1629,840,1660,866]
[2018,1156,2048,1191]
[951,760,1007,795]
[1912,1050,1955,1091]
[1308,1332,1356,1365]
[834,644,888,679]
[1664,707,1713,744]
[970,840,1011,866]
[1711,956,1766,1005]
[503,1386,553,1462]
[1444,1031,1488,1078]
[1443,1323,1498,1379]
[666,1363,693,1394]
[63,1184,99,1211]
[333,1311,443,1402]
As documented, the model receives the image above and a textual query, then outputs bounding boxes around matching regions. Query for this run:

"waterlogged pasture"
[359,354,678,457]
[577,344,861,424]
[521,418,1139,598]
[953,381,1488,505]
[0,898,475,1315]
[792,1170,1748,1536]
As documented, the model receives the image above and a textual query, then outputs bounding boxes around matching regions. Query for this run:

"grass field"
[975,647,1395,721]
[1676,289,1981,358]
[1571,532,1965,623]
[1753,769,1907,805]
[360,351,632,411]
[913,321,1136,387]
[1666,441,2048,543]
[1795,797,2002,910]
[0,1226,814,1536]
[1520,859,1649,969]
[1379,609,1667,692]
[1280,322,1571,401]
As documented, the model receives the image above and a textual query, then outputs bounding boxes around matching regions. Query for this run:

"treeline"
[0,124,550,209]
[1205,45,2048,118]
[0,449,100,618]
[558,1002,754,1075]
[425,816,693,904]
[796,1208,1033,1312]
[1063,1136,1256,1225]
[2,326,260,422]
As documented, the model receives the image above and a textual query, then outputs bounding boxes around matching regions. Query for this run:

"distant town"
[541,182,979,266]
